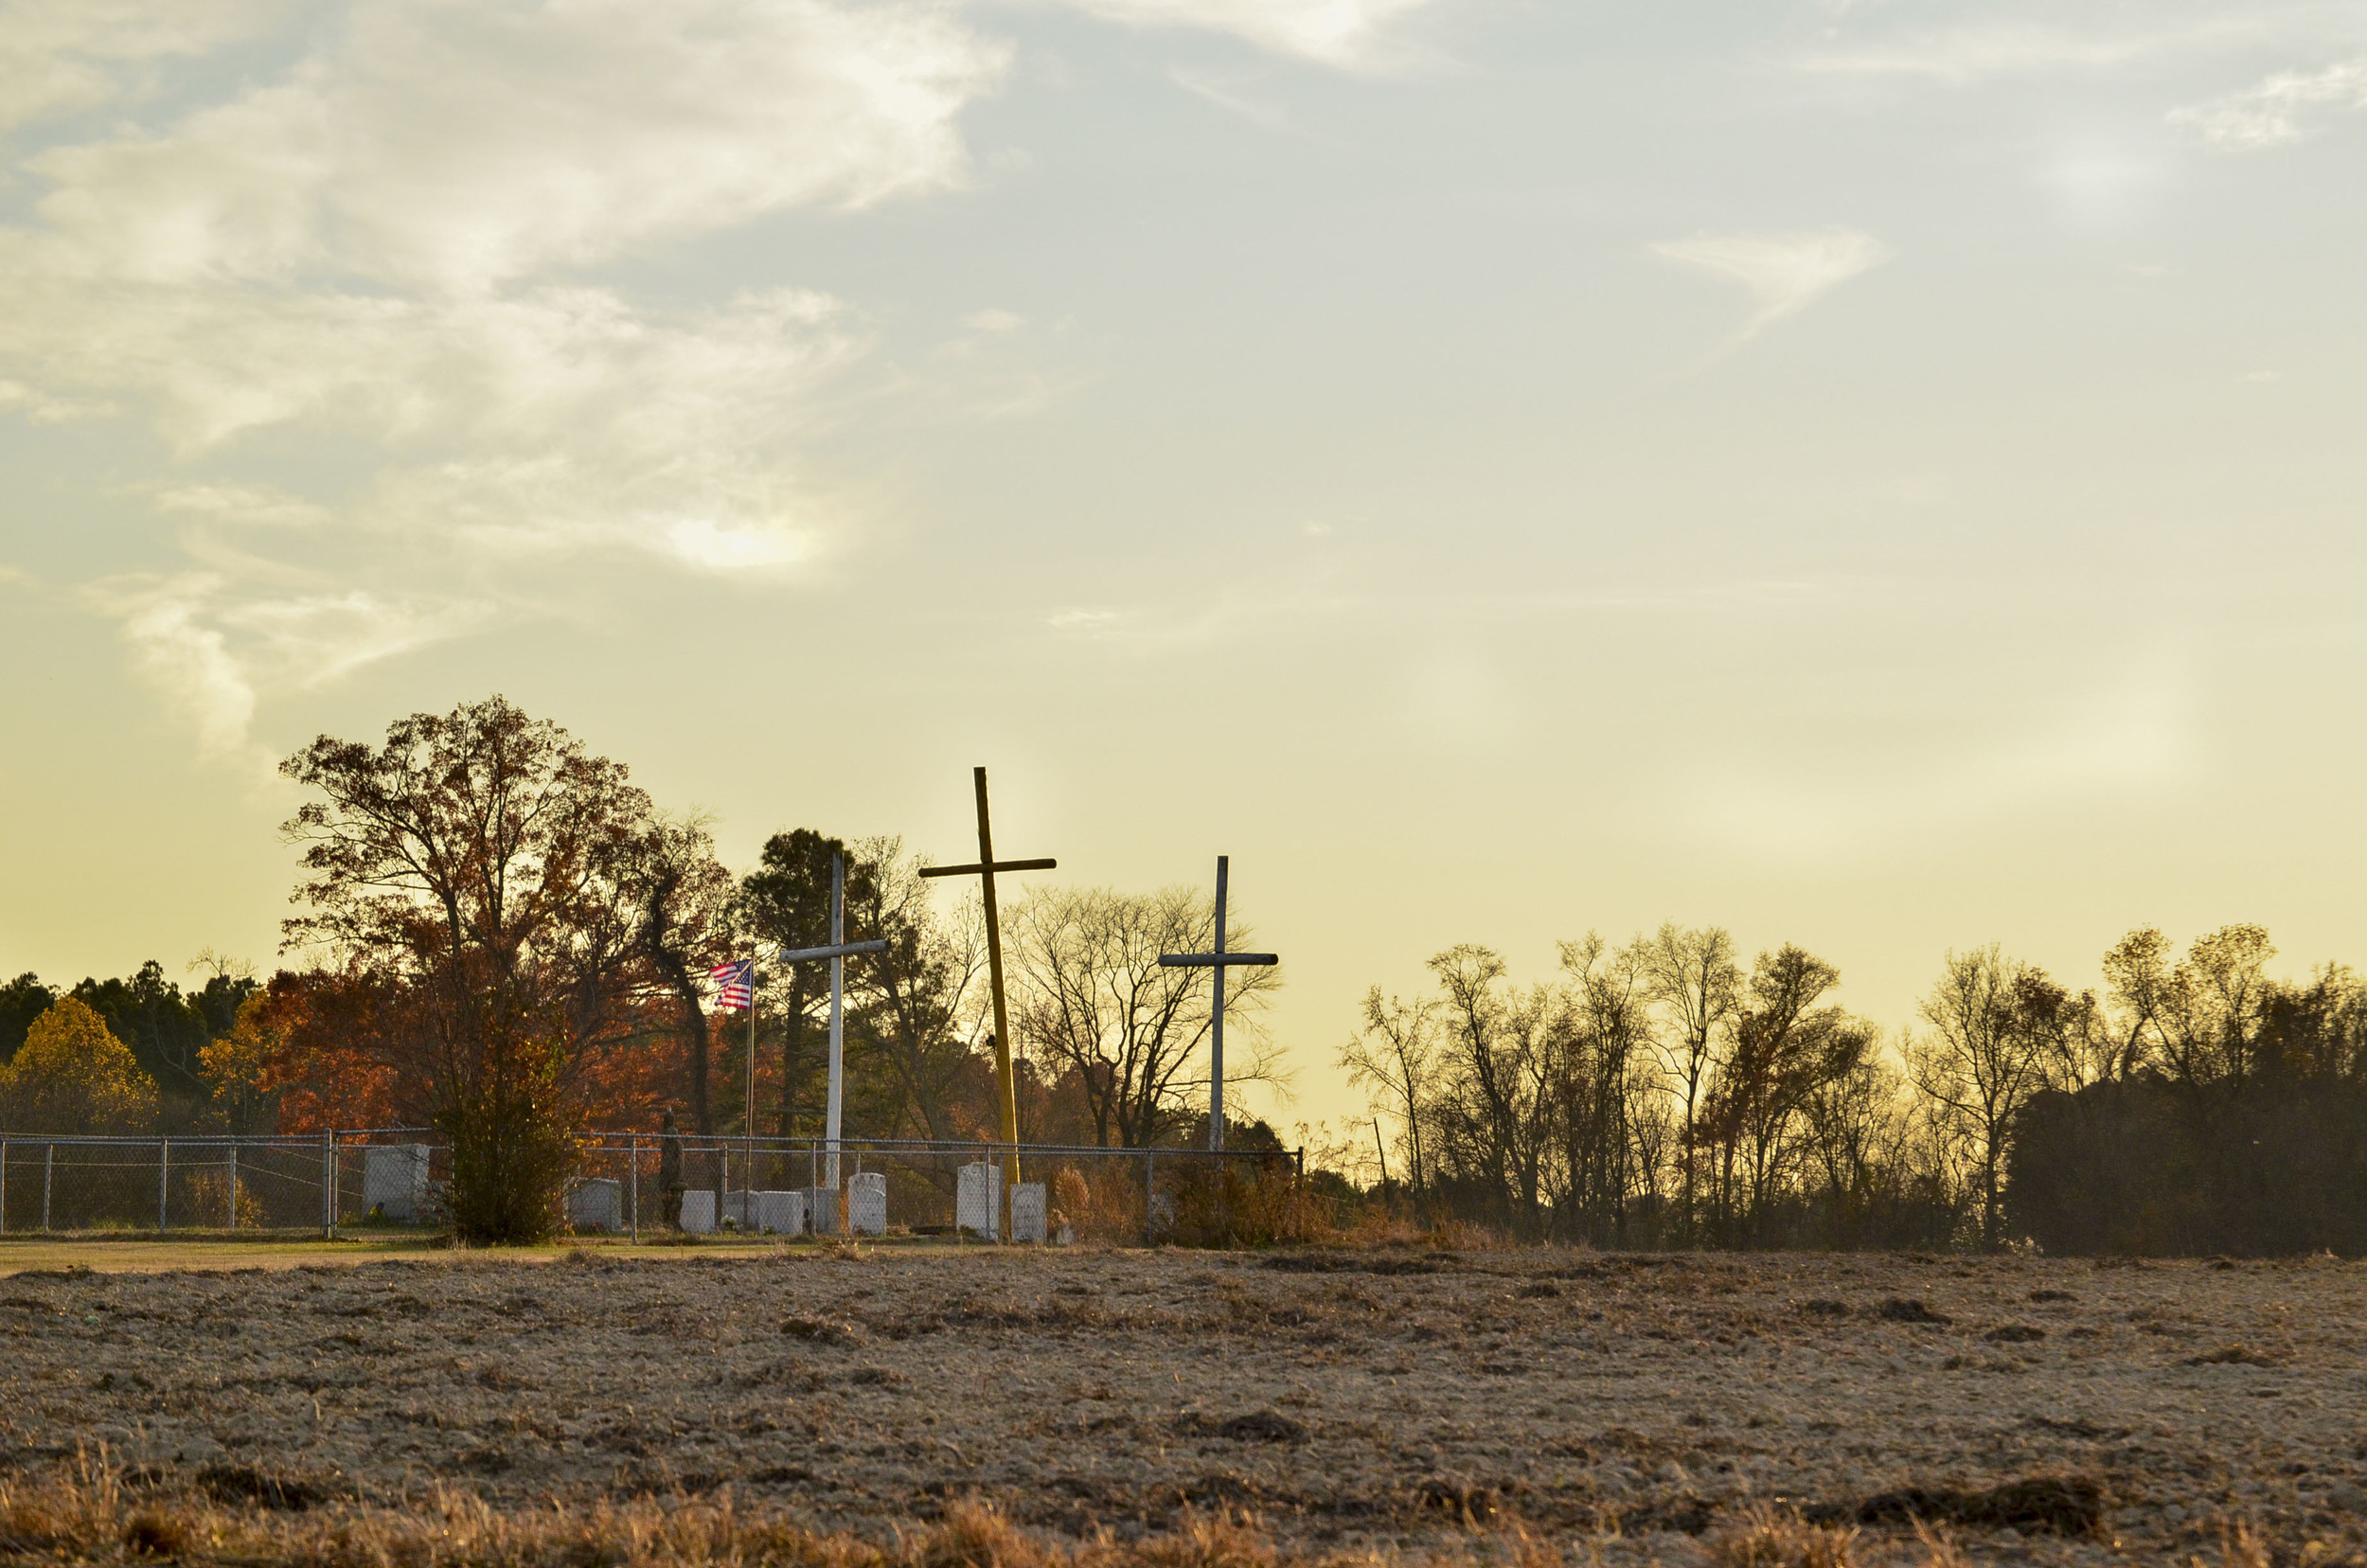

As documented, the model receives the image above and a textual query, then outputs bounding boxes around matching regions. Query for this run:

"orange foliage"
[242,971,406,1133]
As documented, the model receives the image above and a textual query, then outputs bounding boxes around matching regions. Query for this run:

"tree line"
[9,692,2357,1253]
[3,697,1287,1238]
[1341,923,2367,1256]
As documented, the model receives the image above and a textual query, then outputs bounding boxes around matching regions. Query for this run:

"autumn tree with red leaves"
[278,696,724,1241]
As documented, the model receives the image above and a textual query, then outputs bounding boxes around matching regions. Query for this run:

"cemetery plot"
[0,1248,2361,1565]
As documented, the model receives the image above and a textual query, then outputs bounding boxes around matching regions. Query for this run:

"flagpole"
[747,952,757,1207]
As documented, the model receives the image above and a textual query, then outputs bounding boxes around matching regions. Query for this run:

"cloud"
[0,0,1013,754]
[1789,11,2288,85]
[2172,60,2367,147]
[1653,229,1893,342]
[151,483,333,529]
[82,574,257,759]
[1057,0,1441,71]
[25,0,1006,294]
[1169,65,1293,128]
[1048,608,1125,633]
[82,570,494,760]
[0,0,289,137]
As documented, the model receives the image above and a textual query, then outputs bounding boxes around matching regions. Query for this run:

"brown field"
[2,1241,2362,1566]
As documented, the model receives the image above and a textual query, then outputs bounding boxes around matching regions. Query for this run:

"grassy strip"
[0,1455,2269,1568]
[4,1455,1309,1568]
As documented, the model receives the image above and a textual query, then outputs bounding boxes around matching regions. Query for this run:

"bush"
[1164,1161,1326,1248]
[438,1042,577,1244]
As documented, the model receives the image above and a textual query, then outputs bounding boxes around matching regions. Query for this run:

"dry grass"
[1705,1506,1859,1568]
[0,1458,2055,1568]
[3,1456,1267,1568]
[6,1249,2366,1566]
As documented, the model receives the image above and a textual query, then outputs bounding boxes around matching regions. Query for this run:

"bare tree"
[1799,1047,1907,1245]
[1557,935,1657,1244]
[1909,945,2054,1250]
[1339,987,1440,1195]
[1008,884,1282,1147]
[1635,923,1740,1243]
[2101,926,2176,1079]
[1702,945,1859,1245]
[2158,924,2277,1089]
[845,836,988,1143]
[1426,945,1557,1236]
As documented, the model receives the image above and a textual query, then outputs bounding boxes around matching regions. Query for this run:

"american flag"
[708,957,754,1011]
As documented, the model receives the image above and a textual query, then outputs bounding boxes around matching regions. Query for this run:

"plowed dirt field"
[3,1244,2360,1564]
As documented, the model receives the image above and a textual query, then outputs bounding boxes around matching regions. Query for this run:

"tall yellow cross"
[919,767,1055,1191]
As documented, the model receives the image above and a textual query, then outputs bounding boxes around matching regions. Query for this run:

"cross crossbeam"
[1158,855,1279,1151]
[917,768,1055,1194]
[775,938,889,964]
[923,858,1057,879]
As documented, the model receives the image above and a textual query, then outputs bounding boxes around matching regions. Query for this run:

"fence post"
[323,1130,336,1238]
[226,1144,239,1231]
[629,1135,640,1243]
[0,1138,8,1235]
[43,1144,53,1233]
[158,1138,170,1233]
[1145,1150,1156,1245]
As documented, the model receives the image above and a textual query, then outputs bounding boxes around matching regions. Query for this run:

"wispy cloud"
[80,570,494,764]
[0,0,1012,754]
[0,0,289,137]
[2172,59,2367,147]
[1058,0,1442,71]
[1789,10,2293,85]
[1653,229,1893,343]
[1169,65,1293,129]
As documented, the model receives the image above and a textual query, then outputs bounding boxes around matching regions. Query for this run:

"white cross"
[1158,856,1277,1151]
[771,850,887,1187]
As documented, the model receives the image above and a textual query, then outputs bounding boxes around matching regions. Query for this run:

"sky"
[4,0,2366,1138]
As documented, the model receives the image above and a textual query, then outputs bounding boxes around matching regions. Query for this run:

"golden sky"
[4,0,2364,1133]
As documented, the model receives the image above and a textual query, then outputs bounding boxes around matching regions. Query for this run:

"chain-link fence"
[0,1131,1304,1244]
[568,1135,1302,1244]
[0,1134,364,1235]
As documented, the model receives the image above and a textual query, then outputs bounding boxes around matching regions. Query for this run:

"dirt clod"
[1876,1298,1950,1326]
[1811,1475,2105,1536]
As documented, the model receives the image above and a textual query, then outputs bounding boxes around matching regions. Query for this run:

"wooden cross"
[919,767,1055,1185]
[771,849,888,1190]
[1158,855,1277,1151]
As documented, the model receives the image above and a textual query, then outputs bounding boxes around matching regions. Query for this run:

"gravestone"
[678,1188,718,1235]
[567,1177,623,1232]
[955,1162,1001,1239]
[803,1185,842,1237]
[1010,1181,1047,1243]
[363,1144,431,1222]
[848,1171,887,1236]
[751,1189,807,1236]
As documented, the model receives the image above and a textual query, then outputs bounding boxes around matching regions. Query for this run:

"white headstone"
[848,1172,887,1236]
[751,1189,807,1235]
[805,1185,846,1236]
[363,1144,431,1222]
[679,1188,717,1235]
[567,1177,622,1231]
[955,1162,1001,1239]
[1010,1181,1047,1243]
